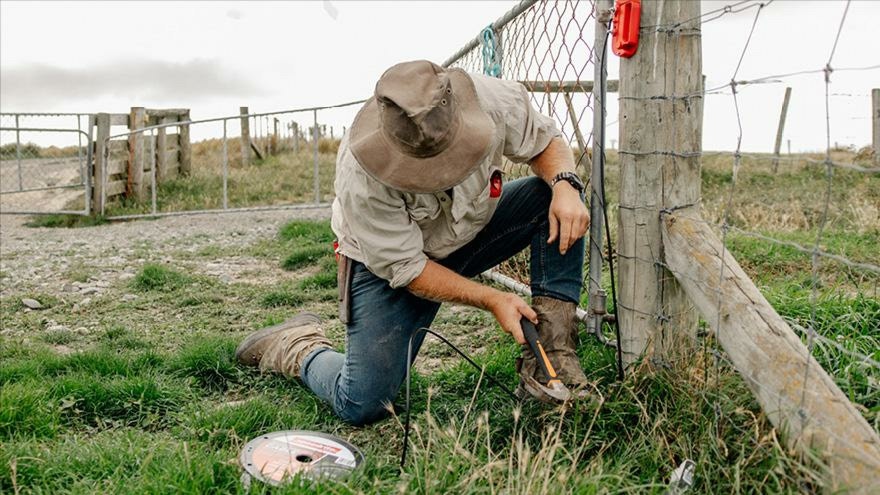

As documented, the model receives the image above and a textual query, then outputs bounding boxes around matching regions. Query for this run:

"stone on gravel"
[122,294,138,302]
[80,287,100,295]
[21,298,43,309]
[62,284,79,292]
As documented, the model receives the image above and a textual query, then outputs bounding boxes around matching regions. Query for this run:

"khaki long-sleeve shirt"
[330,73,562,289]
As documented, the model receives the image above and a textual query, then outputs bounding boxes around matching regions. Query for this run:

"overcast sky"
[1,1,878,152]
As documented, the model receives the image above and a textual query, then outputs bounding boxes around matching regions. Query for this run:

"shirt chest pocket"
[406,196,442,224]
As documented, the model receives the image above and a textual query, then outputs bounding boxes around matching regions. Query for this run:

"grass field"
[2,148,878,493]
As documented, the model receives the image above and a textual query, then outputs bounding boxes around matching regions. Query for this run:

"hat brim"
[348,69,494,194]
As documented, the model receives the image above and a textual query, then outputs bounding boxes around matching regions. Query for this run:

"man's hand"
[547,181,590,255]
[408,261,537,345]
[529,137,591,255]
[486,291,538,345]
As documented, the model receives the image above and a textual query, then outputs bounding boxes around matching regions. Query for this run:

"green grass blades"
[132,263,191,292]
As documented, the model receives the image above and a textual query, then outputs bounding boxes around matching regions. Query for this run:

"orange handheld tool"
[520,318,563,388]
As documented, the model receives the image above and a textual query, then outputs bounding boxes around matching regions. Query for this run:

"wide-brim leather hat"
[349,60,494,194]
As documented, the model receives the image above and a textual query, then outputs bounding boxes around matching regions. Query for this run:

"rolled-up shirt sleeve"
[338,167,428,289]
[502,83,563,163]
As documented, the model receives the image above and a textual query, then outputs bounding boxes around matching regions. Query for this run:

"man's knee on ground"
[336,397,393,426]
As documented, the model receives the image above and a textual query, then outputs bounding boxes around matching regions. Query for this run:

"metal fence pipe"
[587,0,613,338]
[84,115,94,216]
[313,109,320,204]
[77,115,84,184]
[222,119,229,209]
[441,0,538,68]
[150,128,157,215]
[15,114,23,191]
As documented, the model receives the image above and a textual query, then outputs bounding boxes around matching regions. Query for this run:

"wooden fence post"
[178,110,192,176]
[93,113,110,215]
[617,0,701,365]
[772,87,792,173]
[872,88,879,166]
[662,213,880,491]
[128,107,146,200]
[240,106,251,166]
[293,122,299,153]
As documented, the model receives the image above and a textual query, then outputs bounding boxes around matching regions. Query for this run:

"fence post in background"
[150,128,157,214]
[772,87,792,173]
[240,107,251,167]
[14,114,22,191]
[93,113,110,214]
[128,107,146,200]
[156,116,169,180]
[313,110,320,204]
[873,88,879,166]
[617,0,701,366]
[179,110,192,176]
[586,0,613,343]
[293,122,300,153]
[272,117,279,155]
[222,119,229,210]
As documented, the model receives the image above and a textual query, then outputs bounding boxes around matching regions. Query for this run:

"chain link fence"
[444,0,603,325]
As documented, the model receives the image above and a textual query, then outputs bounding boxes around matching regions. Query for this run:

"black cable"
[595,22,625,381]
[400,327,519,469]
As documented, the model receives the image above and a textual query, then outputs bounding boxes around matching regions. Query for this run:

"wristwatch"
[549,171,585,193]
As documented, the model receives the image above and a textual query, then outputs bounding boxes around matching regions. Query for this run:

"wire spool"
[240,430,364,488]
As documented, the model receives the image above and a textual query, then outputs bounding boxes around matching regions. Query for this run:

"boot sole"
[235,312,321,366]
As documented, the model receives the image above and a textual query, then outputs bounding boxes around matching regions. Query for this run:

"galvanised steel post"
[77,115,84,184]
[15,114,22,191]
[587,0,613,338]
[223,119,229,210]
[313,109,320,204]
[84,115,94,216]
[150,128,157,215]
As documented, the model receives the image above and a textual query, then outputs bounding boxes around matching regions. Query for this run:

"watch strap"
[550,171,585,192]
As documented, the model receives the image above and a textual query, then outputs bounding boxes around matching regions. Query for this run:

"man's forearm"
[407,260,498,310]
[530,136,578,184]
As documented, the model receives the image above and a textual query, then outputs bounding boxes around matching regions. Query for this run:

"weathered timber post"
[178,110,192,176]
[772,87,792,173]
[240,107,251,167]
[873,88,879,166]
[617,0,701,365]
[128,107,147,199]
[93,113,111,214]
[293,122,300,153]
[662,213,880,492]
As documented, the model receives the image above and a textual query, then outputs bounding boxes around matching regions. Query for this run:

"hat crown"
[375,60,459,158]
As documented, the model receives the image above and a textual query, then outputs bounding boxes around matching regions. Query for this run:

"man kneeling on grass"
[236,60,590,425]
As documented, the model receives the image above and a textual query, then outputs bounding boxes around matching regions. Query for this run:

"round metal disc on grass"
[240,430,364,487]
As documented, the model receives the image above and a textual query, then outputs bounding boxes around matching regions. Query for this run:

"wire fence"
[443,0,606,335]
[441,0,879,482]
[1,0,877,486]
[610,0,878,483]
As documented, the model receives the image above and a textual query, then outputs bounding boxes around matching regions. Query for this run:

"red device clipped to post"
[612,0,641,58]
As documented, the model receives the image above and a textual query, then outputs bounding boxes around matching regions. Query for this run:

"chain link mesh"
[447,0,597,290]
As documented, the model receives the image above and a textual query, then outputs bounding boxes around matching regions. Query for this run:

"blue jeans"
[300,177,584,425]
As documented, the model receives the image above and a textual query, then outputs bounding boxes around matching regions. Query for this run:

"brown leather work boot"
[516,297,588,399]
[235,312,331,379]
